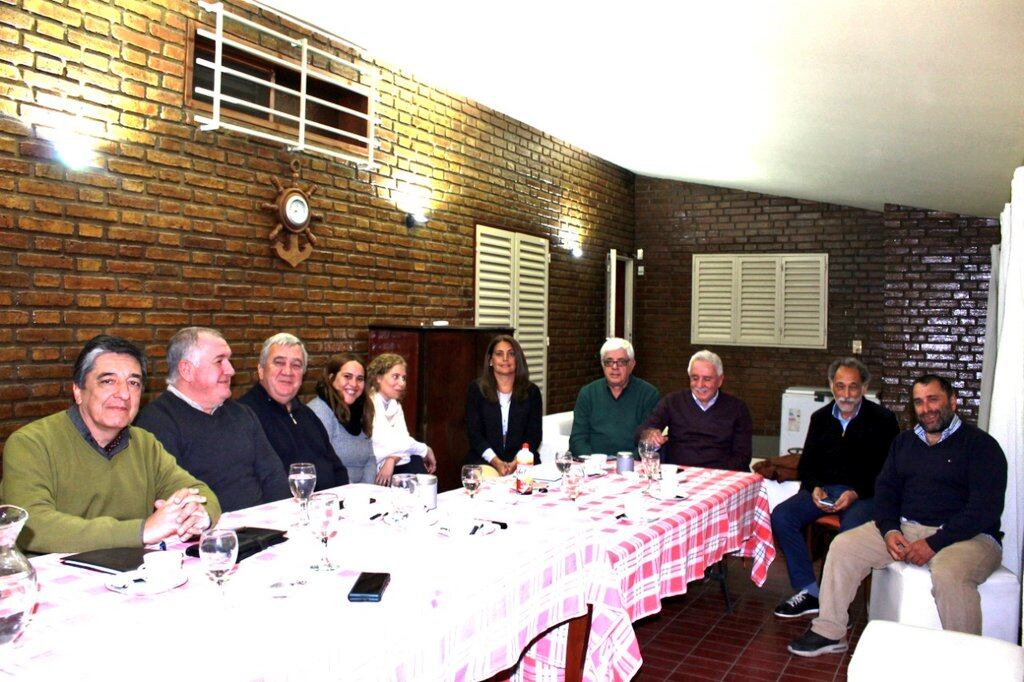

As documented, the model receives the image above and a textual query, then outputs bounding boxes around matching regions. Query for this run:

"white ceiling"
[255,0,1024,218]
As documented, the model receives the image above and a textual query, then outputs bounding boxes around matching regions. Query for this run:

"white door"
[606,249,634,341]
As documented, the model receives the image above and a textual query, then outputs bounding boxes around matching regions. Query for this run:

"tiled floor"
[632,555,869,681]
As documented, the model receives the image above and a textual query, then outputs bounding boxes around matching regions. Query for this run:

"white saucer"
[106,570,188,595]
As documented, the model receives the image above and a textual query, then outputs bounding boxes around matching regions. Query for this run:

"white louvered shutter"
[691,255,735,343]
[780,255,828,348]
[736,257,779,344]
[474,225,549,403]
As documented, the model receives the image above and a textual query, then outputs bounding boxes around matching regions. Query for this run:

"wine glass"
[554,451,573,478]
[308,492,338,572]
[638,442,661,491]
[563,464,585,501]
[461,465,483,499]
[288,462,316,526]
[199,528,239,594]
[391,473,420,526]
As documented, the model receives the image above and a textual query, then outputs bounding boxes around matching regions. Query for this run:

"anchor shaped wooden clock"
[262,159,322,267]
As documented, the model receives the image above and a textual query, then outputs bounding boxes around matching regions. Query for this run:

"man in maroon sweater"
[637,349,752,471]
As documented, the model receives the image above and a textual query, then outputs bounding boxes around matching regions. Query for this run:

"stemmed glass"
[638,441,661,492]
[288,462,316,526]
[199,528,239,594]
[563,464,585,501]
[308,492,338,572]
[391,474,420,526]
[461,465,483,499]
[554,451,573,483]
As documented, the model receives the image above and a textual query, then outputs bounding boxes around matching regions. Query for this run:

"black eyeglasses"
[602,359,631,368]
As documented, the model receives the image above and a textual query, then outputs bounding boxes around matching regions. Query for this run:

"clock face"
[284,193,309,227]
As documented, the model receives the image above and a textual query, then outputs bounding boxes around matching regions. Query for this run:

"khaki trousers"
[810,521,1002,641]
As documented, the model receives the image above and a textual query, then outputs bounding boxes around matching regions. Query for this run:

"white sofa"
[849,620,1024,681]
[539,411,573,461]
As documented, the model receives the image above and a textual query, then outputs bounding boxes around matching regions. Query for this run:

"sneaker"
[787,629,848,657]
[773,590,820,618]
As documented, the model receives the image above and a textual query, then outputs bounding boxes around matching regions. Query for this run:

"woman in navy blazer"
[465,334,543,475]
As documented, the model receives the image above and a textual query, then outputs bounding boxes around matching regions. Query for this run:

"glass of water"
[554,451,573,477]
[199,528,238,594]
[288,462,316,526]
[563,464,585,501]
[461,465,483,499]
[308,492,338,572]
[390,473,420,525]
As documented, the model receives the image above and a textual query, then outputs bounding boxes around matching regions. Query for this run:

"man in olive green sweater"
[0,335,220,554]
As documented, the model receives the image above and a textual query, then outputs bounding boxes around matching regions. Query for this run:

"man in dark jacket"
[788,374,1006,657]
[770,358,899,618]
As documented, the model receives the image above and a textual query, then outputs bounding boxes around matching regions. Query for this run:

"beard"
[918,405,956,433]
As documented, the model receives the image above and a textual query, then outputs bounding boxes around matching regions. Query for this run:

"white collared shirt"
[692,390,719,412]
[168,384,221,415]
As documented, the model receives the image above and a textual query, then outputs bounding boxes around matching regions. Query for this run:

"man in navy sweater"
[136,327,290,512]
[637,349,752,471]
[789,374,1007,657]
[239,333,349,490]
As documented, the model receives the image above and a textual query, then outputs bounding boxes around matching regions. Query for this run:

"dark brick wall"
[634,178,998,435]
[0,0,634,445]
[880,205,1000,423]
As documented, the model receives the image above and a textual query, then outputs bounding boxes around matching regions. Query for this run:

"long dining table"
[1,466,774,681]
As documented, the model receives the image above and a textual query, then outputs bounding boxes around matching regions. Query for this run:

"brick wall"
[0,0,634,445]
[879,205,1000,421]
[634,178,998,435]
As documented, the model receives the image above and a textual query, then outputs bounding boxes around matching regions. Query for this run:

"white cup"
[659,471,678,498]
[142,550,183,585]
[661,464,678,480]
[587,454,608,475]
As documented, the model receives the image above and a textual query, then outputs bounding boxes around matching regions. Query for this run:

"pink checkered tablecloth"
[516,466,775,681]
[1,472,772,682]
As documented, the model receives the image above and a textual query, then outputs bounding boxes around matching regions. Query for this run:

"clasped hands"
[143,487,211,545]
[884,530,935,566]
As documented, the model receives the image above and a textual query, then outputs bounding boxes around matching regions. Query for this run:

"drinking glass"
[461,465,483,499]
[563,464,585,501]
[391,473,420,525]
[554,451,573,478]
[288,462,317,526]
[308,492,338,572]
[199,528,238,593]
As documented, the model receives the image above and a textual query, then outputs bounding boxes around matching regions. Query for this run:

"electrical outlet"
[852,339,862,354]
[637,265,645,277]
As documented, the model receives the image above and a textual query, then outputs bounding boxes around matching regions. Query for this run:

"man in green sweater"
[569,338,660,456]
[0,335,221,554]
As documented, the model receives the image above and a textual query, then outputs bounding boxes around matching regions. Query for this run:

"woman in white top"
[366,352,437,485]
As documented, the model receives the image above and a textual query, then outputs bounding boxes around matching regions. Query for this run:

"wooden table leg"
[564,605,593,682]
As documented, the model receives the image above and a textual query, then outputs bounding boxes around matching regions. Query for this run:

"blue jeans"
[770,486,875,592]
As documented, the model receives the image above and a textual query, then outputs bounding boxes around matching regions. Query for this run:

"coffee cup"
[142,550,183,585]
[586,454,608,475]
[624,495,648,522]
[659,465,679,498]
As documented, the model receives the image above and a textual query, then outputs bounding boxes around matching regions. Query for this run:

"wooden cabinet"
[368,325,513,492]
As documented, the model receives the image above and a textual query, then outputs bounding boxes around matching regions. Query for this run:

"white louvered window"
[475,225,550,403]
[691,254,827,349]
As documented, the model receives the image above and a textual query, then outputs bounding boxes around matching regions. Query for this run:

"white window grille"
[194,1,377,168]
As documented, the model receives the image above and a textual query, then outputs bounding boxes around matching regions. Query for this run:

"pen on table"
[158,541,167,551]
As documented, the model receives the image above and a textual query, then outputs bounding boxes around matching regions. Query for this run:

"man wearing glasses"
[637,349,752,471]
[569,338,660,456]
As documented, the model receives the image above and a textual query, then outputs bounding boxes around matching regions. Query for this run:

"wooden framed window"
[691,253,828,349]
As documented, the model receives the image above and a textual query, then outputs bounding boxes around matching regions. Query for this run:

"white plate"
[106,570,188,596]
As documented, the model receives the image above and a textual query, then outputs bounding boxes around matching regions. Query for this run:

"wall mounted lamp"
[405,212,428,229]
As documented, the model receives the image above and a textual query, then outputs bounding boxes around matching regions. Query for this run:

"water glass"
[288,462,317,526]
[554,451,573,477]
[563,464,585,501]
[461,465,483,499]
[308,492,338,572]
[199,528,239,592]
[640,450,661,492]
[391,473,420,525]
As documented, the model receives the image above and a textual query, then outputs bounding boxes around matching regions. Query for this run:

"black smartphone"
[348,572,391,602]
[819,496,838,508]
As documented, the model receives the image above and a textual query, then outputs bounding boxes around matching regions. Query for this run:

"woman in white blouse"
[365,352,437,485]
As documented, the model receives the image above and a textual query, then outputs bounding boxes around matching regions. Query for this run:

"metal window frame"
[195,1,377,169]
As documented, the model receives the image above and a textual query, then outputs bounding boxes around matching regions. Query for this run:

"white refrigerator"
[778,386,880,454]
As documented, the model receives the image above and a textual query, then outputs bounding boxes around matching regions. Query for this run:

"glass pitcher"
[0,505,37,646]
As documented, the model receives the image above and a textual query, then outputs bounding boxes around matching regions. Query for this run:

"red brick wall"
[634,178,998,435]
[0,0,634,445]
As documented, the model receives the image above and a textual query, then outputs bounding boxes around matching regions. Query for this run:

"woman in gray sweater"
[307,353,377,484]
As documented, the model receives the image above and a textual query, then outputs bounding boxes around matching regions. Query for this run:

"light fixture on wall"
[558,229,583,258]
[405,212,428,229]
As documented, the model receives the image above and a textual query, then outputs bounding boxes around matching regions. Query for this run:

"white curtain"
[985,167,1023,581]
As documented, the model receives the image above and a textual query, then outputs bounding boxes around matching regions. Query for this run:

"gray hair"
[166,327,225,385]
[259,333,308,369]
[687,349,723,376]
[828,357,870,385]
[72,335,148,387]
[600,337,635,361]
